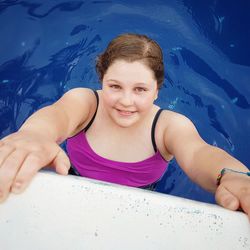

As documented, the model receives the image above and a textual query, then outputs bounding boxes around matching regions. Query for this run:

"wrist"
[216,168,250,186]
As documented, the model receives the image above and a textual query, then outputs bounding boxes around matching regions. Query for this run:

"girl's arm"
[0,88,96,202]
[163,112,250,219]
[19,88,97,142]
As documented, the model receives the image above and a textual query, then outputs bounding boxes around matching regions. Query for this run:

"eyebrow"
[106,79,148,86]
[106,79,121,83]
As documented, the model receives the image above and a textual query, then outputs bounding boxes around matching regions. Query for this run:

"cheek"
[102,92,117,107]
[136,95,155,110]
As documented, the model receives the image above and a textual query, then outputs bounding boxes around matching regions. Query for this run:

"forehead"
[104,60,155,83]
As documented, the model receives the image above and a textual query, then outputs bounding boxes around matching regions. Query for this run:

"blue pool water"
[0,0,249,204]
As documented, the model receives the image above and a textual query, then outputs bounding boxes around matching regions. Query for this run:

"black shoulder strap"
[151,109,164,153]
[84,90,99,132]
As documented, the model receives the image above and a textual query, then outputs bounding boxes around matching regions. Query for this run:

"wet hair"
[96,33,164,89]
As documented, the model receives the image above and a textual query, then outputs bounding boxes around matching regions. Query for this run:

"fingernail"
[11,182,22,193]
[0,190,6,203]
[227,200,238,210]
[0,190,3,199]
[60,164,69,175]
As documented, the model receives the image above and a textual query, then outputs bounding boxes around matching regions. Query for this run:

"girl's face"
[102,60,158,128]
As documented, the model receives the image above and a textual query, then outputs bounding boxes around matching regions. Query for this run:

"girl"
[0,33,249,219]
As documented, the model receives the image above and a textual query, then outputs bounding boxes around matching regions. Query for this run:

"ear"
[154,89,159,100]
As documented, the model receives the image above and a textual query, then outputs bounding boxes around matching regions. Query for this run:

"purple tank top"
[66,91,168,187]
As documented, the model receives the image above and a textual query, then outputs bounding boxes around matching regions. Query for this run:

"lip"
[116,108,136,116]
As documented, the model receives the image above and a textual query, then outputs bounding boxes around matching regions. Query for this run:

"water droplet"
[231,97,238,104]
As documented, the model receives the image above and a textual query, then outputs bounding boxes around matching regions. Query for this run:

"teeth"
[117,109,134,115]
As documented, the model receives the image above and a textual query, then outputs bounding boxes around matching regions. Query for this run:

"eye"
[110,84,121,90]
[135,87,147,93]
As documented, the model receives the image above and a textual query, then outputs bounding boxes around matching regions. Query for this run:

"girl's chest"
[85,125,155,163]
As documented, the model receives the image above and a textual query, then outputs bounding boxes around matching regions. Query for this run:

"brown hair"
[96,33,164,88]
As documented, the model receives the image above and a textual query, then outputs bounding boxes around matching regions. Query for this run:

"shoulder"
[55,88,98,110]
[61,87,97,102]
[54,88,99,136]
[159,110,199,143]
[159,110,195,131]
[155,109,199,159]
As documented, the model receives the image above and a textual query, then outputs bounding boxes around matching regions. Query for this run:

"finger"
[11,153,45,194]
[215,185,240,211]
[237,187,250,220]
[52,149,70,175]
[0,149,27,202]
[0,143,15,166]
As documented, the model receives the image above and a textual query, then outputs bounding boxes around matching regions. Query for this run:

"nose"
[119,91,134,106]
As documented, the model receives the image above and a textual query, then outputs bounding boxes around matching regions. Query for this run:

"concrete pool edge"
[0,171,249,250]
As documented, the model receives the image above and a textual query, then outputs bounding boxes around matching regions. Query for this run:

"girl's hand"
[0,130,70,203]
[215,172,250,220]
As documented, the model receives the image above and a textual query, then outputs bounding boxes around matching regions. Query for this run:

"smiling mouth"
[116,109,136,116]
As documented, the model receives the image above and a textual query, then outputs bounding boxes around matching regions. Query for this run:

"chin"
[113,115,139,128]
[114,119,136,128]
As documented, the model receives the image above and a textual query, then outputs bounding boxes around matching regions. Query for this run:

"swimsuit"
[66,90,168,189]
